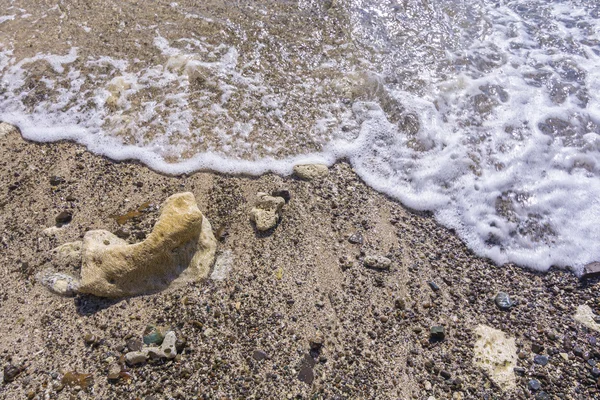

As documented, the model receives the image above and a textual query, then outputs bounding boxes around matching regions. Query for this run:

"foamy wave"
[1,0,600,273]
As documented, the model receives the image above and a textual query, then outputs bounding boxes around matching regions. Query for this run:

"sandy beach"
[0,126,598,399]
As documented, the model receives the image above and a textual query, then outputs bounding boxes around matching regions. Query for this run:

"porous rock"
[79,192,217,298]
[473,324,518,391]
[293,164,329,180]
[36,270,80,296]
[124,331,179,365]
[51,241,83,265]
[364,255,392,270]
[249,193,285,231]
[0,122,18,137]
[574,305,600,333]
[124,351,147,366]
[160,331,178,359]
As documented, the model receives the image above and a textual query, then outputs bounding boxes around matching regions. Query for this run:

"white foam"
[1,0,600,274]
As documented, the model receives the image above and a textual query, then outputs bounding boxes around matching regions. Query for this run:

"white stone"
[51,241,82,265]
[574,305,600,333]
[473,324,518,391]
[124,351,147,365]
[160,331,177,359]
[36,270,80,296]
[210,250,233,281]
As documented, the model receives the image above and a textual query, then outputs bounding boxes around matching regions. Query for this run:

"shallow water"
[1,0,599,273]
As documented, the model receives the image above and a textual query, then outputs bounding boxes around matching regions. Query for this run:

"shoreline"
[1,128,599,399]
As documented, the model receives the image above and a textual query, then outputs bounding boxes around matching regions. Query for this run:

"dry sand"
[0,128,599,399]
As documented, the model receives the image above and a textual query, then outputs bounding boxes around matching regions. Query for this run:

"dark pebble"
[126,338,143,352]
[252,350,268,361]
[49,176,65,186]
[55,211,72,226]
[348,231,363,245]
[535,392,550,400]
[528,379,541,391]
[581,262,600,280]
[534,355,549,366]
[115,229,130,239]
[428,281,440,292]
[514,367,526,375]
[175,337,187,353]
[440,370,451,379]
[592,367,600,377]
[430,326,445,341]
[494,292,513,310]
[3,364,23,383]
[532,343,545,354]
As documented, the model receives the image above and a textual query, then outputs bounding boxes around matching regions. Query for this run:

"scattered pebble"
[36,270,80,296]
[529,379,541,391]
[364,255,392,270]
[430,326,445,341]
[143,325,167,345]
[581,261,600,280]
[494,292,513,310]
[293,164,329,180]
[249,192,285,231]
[55,211,72,226]
[253,350,268,361]
[3,364,23,383]
[348,231,363,244]
[534,355,549,366]
[428,281,440,292]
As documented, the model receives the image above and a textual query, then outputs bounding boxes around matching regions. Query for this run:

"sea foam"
[1,0,599,274]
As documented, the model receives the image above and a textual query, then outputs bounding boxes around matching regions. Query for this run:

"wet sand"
[0,126,599,399]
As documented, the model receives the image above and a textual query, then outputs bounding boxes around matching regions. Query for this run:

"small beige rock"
[249,193,285,231]
[79,192,217,298]
[124,351,147,365]
[0,122,18,137]
[574,305,600,333]
[364,255,392,270]
[473,324,517,391]
[146,348,167,360]
[107,364,121,380]
[293,164,329,180]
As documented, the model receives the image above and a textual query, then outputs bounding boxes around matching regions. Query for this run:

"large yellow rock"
[79,193,217,298]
